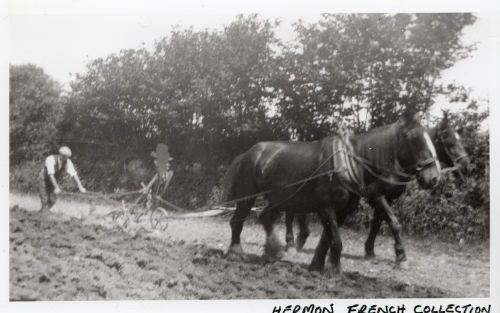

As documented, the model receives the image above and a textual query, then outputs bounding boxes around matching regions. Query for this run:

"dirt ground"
[9,193,489,300]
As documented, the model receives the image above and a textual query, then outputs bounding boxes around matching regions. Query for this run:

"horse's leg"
[309,229,329,271]
[309,207,342,275]
[296,214,310,251]
[227,198,256,260]
[259,206,285,262]
[364,208,383,259]
[338,194,360,226]
[373,196,407,266]
[285,212,295,250]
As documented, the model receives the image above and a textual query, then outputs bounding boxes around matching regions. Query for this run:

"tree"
[10,64,63,164]
[65,15,280,166]
[149,15,280,161]
[272,13,476,137]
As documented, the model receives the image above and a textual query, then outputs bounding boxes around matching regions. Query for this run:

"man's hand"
[54,187,62,195]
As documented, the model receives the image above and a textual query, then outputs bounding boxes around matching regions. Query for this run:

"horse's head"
[396,111,441,189]
[435,111,470,177]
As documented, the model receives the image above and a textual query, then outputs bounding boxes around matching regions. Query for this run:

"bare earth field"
[9,193,489,300]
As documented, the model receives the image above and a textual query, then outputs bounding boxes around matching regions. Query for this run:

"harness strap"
[222,157,346,207]
[331,136,366,196]
[332,134,416,192]
[353,157,414,186]
[350,153,416,180]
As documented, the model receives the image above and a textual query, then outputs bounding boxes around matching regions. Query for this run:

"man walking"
[38,146,86,213]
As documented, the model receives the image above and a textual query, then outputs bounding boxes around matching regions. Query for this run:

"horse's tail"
[221,153,246,202]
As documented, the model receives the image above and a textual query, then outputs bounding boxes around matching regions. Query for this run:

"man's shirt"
[45,155,77,177]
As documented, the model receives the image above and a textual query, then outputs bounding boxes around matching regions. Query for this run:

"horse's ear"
[441,110,449,129]
[441,110,448,122]
[401,108,421,125]
[400,99,418,121]
[413,112,423,124]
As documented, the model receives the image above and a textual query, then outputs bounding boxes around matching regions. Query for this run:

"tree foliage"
[61,15,278,166]
[271,13,476,139]
[10,64,63,164]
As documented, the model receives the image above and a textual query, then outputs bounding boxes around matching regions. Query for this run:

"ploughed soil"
[9,193,489,300]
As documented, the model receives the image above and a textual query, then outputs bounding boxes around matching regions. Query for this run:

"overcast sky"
[7,0,500,115]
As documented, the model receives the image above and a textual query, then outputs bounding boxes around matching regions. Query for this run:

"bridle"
[401,156,439,175]
[398,128,440,177]
[435,128,468,181]
[437,128,468,166]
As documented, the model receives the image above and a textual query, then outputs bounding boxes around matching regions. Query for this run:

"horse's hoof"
[394,260,409,270]
[264,232,285,262]
[225,244,246,261]
[286,246,298,257]
[296,236,308,251]
[40,210,53,219]
[264,253,283,263]
[365,252,376,260]
[296,242,305,251]
[308,263,324,272]
[326,266,341,278]
[226,252,246,262]
[264,244,285,262]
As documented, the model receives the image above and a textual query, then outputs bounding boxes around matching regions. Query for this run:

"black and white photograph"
[3,0,499,309]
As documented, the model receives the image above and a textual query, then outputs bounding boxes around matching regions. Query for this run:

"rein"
[347,152,415,186]
[61,188,144,200]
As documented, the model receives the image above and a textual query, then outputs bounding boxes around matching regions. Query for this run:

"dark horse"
[284,112,469,266]
[222,112,441,275]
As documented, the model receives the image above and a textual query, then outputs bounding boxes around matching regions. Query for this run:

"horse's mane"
[349,122,401,171]
[425,123,456,164]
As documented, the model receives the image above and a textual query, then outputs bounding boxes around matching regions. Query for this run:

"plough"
[66,143,264,233]
[107,143,181,231]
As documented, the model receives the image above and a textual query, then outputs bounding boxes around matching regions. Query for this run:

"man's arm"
[49,174,62,194]
[73,174,86,193]
[164,170,173,188]
[66,160,86,193]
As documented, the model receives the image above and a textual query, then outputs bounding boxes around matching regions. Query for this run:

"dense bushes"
[10,160,42,192]
[396,175,489,242]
